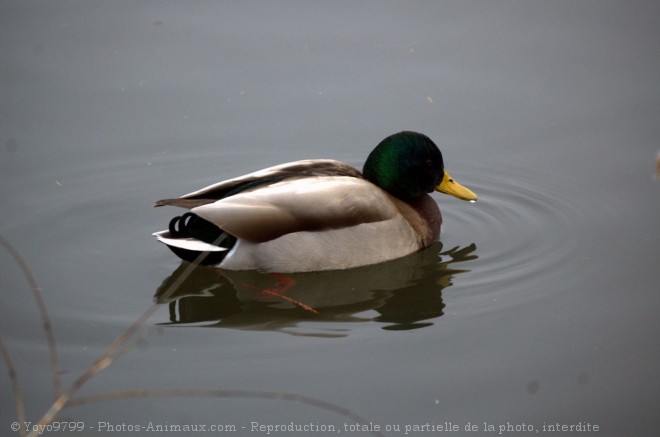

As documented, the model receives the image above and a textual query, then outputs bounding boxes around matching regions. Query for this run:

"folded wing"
[191,176,398,242]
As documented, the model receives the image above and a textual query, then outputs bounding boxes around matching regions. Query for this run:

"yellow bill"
[435,170,478,201]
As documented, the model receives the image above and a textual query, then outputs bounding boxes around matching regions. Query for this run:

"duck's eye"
[424,159,434,167]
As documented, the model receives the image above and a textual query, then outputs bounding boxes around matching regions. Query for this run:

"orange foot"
[243,273,319,315]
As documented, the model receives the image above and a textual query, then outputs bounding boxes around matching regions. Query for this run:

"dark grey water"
[2,1,659,436]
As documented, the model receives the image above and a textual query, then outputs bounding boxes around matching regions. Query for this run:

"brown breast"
[387,194,442,248]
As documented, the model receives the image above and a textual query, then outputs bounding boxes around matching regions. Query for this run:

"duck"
[153,131,477,272]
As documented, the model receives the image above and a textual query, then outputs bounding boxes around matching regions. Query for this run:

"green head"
[363,131,478,201]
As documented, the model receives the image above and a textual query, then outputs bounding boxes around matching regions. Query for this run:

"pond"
[2,2,659,436]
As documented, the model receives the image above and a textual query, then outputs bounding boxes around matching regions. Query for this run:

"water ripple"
[440,162,598,307]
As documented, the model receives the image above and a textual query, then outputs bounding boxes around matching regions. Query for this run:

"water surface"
[2,1,659,436]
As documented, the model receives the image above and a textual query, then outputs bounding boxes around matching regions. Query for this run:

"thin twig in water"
[0,338,27,437]
[68,389,385,437]
[2,232,380,437]
[26,244,211,437]
[0,234,62,398]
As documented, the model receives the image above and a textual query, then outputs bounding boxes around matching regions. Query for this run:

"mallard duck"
[153,131,477,272]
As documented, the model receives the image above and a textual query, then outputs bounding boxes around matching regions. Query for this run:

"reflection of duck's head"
[153,131,477,272]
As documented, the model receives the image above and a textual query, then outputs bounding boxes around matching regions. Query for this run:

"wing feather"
[155,159,362,208]
[191,177,397,242]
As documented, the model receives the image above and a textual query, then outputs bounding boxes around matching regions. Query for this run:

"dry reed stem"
[68,389,385,437]
[0,338,27,437]
[2,232,380,437]
[0,234,61,397]
[26,247,206,437]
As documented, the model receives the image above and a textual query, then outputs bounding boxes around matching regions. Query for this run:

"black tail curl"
[166,213,237,265]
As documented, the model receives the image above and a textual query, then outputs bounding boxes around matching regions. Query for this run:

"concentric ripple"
[438,160,600,308]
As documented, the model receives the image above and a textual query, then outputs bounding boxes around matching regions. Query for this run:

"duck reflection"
[154,242,477,336]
